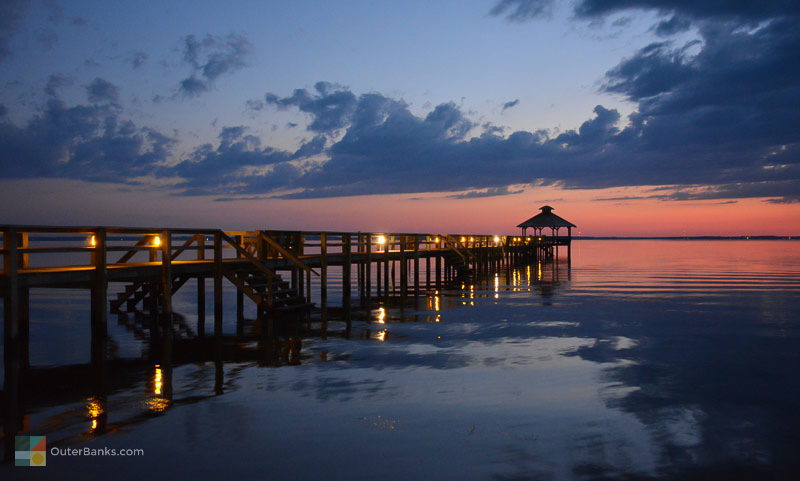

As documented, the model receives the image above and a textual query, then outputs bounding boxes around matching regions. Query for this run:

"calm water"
[3,240,800,480]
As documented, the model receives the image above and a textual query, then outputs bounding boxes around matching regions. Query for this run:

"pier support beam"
[213,231,223,337]
[320,233,328,338]
[400,236,407,297]
[197,235,206,336]
[342,234,351,321]
[91,228,108,366]
[3,228,22,461]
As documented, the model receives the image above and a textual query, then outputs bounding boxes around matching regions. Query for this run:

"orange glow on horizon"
[5,179,799,236]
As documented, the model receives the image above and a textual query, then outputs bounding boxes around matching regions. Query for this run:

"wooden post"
[376,250,382,296]
[425,238,431,291]
[384,237,390,297]
[91,228,108,366]
[413,235,420,296]
[3,227,21,368]
[567,226,572,265]
[320,232,328,337]
[435,244,442,288]
[197,234,205,336]
[357,234,364,303]
[342,234,351,316]
[213,231,223,336]
[365,234,372,301]
[399,236,407,296]
[2,228,22,462]
[236,234,244,326]
[17,232,30,369]
[160,230,172,317]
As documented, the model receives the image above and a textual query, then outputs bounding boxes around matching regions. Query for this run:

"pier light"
[154,364,163,395]
[152,235,162,247]
[376,235,386,245]
[88,235,96,247]
[434,237,440,244]
[493,235,500,244]
[469,236,474,242]
[460,236,466,243]
[86,396,104,431]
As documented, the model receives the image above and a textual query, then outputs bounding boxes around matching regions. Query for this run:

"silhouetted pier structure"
[1,215,576,462]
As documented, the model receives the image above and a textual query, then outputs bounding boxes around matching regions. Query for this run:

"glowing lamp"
[152,235,162,247]
[376,235,386,245]
[88,235,96,247]
[493,236,500,243]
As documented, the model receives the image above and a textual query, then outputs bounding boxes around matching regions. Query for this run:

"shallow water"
[3,240,800,480]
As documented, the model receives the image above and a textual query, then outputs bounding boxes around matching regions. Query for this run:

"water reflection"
[2,241,799,480]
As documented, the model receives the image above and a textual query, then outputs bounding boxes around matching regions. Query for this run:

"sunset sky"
[1,0,798,235]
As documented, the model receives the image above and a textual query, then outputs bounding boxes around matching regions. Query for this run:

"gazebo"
[516,205,576,238]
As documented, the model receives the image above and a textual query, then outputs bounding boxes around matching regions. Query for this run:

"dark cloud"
[86,77,120,104]
[0,0,30,63]
[165,126,324,197]
[502,99,520,111]
[178,33,253,98]
[653,14,691,37]
[0,96,174,183]
[447,186,525,199]
[571,0,800,23]
[263,81,360,133]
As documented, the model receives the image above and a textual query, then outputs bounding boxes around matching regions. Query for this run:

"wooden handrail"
[115,235,152,264]
[260,233,319,276]
[219,232,276,280]
[171,234,200,261]
[441,234,471,260]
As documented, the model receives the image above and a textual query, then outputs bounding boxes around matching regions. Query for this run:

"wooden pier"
[1,225,571,357]
[1,224,572,461]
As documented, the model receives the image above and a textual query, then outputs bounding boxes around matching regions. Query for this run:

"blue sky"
[2,0,661,147]
[0,0,798,234]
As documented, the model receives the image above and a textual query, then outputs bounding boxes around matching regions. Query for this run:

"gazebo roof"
[516,205,576,229]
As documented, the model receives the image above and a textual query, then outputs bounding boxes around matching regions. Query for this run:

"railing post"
[160,230,172,317]
[3,228,22,463]
[91,228,108,365]
[413,235,420,296]
[197,234,206,336]
[384,236,390,297]
[436,235,442,288]
[236,234,244,326]
[320,232,328,335]
[399,236,407,296]
[342,234,351,313]
[3,228,20,359]
[213,231,223,336]
[425,236,431,290]
[365,234,372,302]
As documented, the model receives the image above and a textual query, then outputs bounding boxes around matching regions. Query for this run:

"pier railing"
[0,226,571,280]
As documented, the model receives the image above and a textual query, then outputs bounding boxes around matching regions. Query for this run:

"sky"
[0,0,798,236]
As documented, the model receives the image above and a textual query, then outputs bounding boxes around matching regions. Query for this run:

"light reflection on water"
[2,240,800,480]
